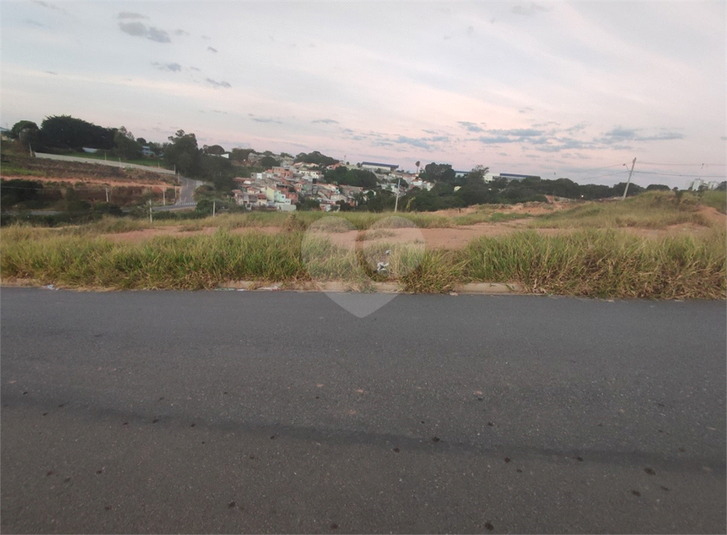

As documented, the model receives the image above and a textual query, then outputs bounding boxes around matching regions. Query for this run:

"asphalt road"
[1,288,725,534]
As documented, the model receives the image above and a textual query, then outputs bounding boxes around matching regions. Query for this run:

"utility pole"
[213,200,216,217]
[149,199,153,224]
[394,175,401,213]
[162,189,166,206]
[105,188,109,203]
[622,157,637,200]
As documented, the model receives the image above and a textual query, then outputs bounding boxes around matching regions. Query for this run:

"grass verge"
[2,224,724,299]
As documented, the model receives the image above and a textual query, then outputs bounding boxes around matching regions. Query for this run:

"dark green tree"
[421,162,456,184]
[259,155,280,168]
[114,126,142,159]
[10,120,39,139]
[40,115,115,149]
[164,130,201,175]
[230,148,256,162]
[203,144,226,155]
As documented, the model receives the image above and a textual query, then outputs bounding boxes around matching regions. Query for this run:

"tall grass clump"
[531,191,712,229]
[463,228,726,299]
[1,229,308,289]
[699,190,727,214]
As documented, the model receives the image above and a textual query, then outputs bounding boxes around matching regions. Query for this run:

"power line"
[639,161,726,167]
[574,169,629,181]
[633,170,726,178]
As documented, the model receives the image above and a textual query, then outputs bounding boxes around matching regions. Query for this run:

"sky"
[2,0,725,187]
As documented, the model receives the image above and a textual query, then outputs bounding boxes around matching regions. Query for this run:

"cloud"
[118,12,147,20]
[635,132,685,141]
[248,114,281,123]
[312,119,339,124]
[599,126,684,143]
[173,29,190,36]
[33,1,68,14]
[207,46,218,53]
[44,71,57,75]
[721,136,727,141]
[190,66,200,71]
[477,136,518,144]
[489,128,543,137]
[511,3,549,16]
[518,107,534,114]
[25,19,47,27]
[119,21,146,37]
[563,123,588,134]
[147,27,171,43]
[601,126,638,141]
[206,78,231,89]
[458,121,485,133]
[152,62,182,72]
[533,138,587,152]
[119,22,171,43]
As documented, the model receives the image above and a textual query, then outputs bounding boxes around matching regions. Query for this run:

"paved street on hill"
[2,288,724,533]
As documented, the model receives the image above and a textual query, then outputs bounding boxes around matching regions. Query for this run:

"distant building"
[498,173,540,181]
[361,162,399,173]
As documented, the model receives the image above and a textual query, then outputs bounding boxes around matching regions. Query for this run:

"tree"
[324,167,377,189]
[114,126,142,159]
[612,181,643,197]
[202,144,226,155]
[421,162,456,184]
[230,148,256,162]
[10,120,39,139]
[40,115,115,150]
[164,130,201,175]
[259,155,280,169]
[9,121,40,153]
[294,151,339,167]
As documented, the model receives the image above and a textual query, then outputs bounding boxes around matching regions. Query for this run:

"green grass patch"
[699,190,727,214]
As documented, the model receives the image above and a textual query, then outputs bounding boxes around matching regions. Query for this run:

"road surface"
[177,176,204,205]
[1,289,724,533]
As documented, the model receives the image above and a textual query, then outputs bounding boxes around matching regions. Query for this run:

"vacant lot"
[2,191,725,299]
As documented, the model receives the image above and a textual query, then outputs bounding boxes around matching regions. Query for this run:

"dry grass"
[529,191,715,230]
[2,220,724,298]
